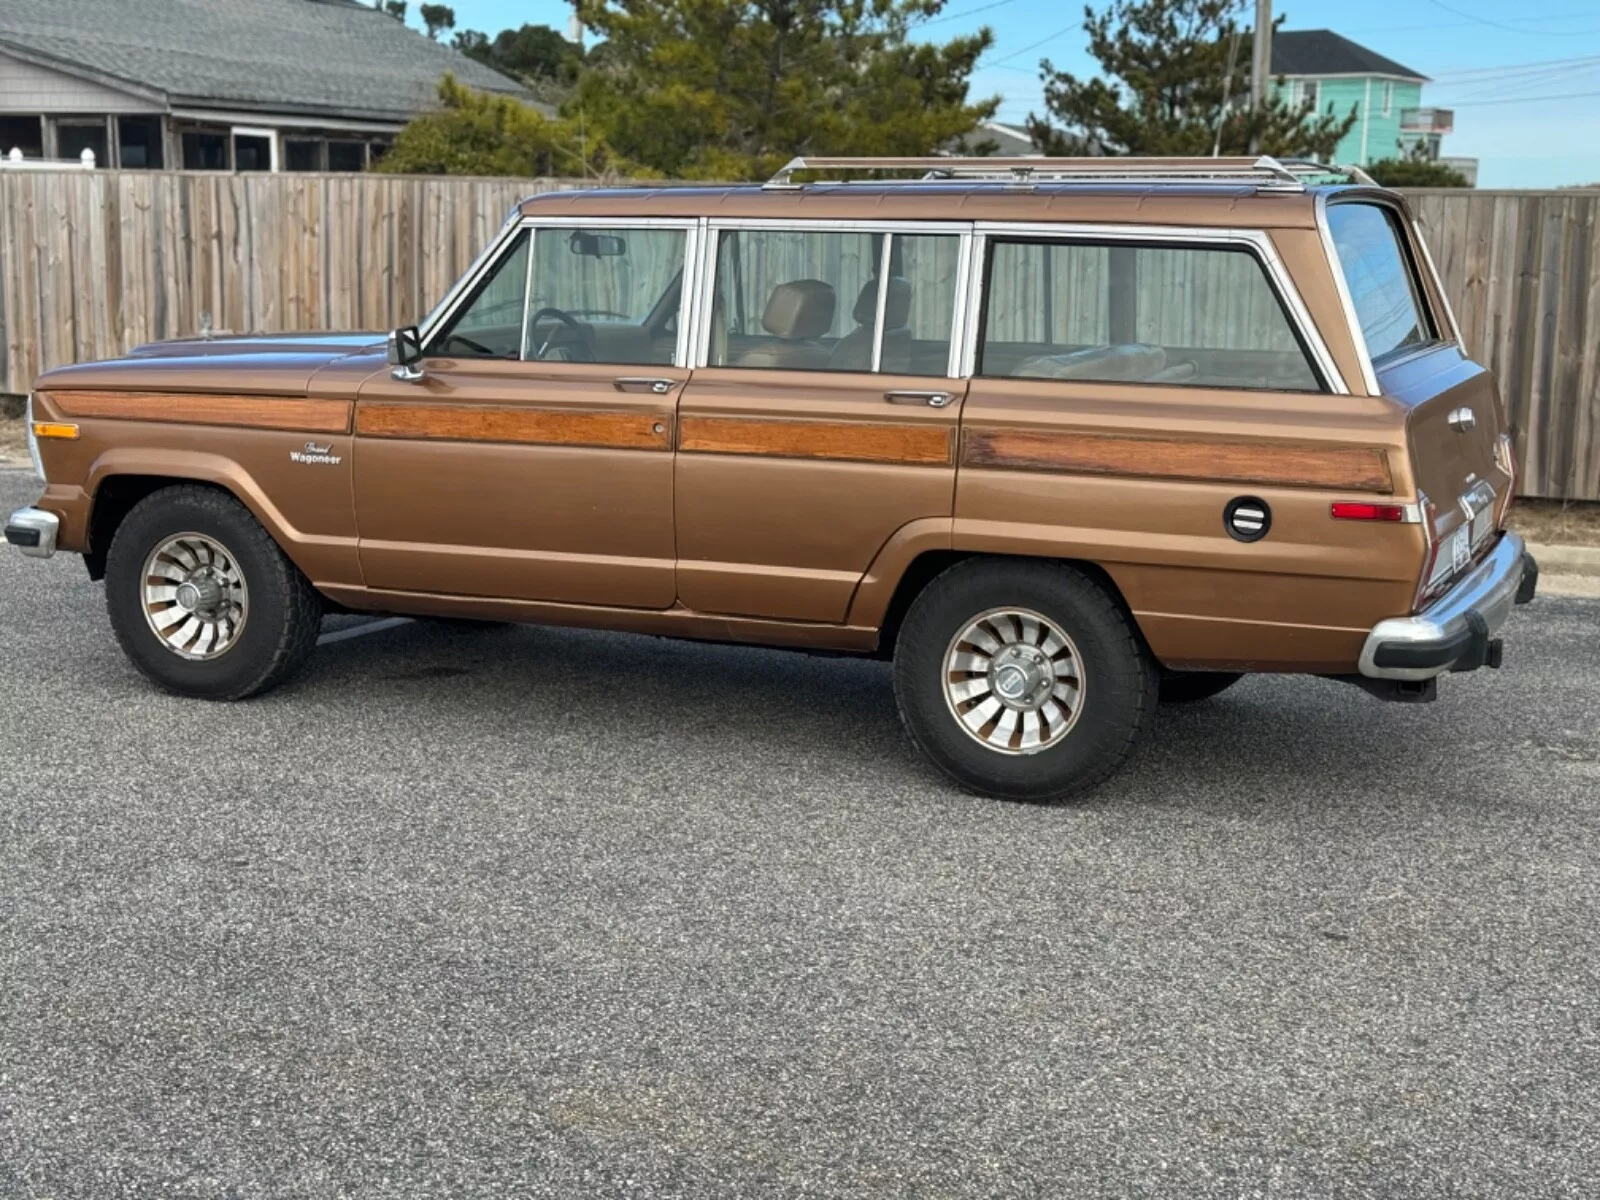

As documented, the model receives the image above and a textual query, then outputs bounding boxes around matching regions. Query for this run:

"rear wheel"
[1158,670,1243,704]
[893,560,1158,801]
[105,485,322,700]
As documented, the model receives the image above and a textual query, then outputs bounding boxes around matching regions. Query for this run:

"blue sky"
[414,0,1600,187]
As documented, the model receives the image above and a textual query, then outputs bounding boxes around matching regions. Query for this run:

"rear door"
[673,221,971,622]
[1323,198,1512,600]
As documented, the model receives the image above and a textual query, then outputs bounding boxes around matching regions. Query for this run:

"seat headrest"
[762,280,836,339]
[851,277,913,328]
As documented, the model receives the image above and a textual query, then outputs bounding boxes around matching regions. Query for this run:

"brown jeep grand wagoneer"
[7,157,1537,800]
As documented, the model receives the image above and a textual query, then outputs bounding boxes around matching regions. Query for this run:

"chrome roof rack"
[763,155,1374,192]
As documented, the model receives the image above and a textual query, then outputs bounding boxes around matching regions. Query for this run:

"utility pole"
[1248,0,1272,154]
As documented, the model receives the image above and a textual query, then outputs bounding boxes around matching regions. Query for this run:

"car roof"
[517,182,1337,230]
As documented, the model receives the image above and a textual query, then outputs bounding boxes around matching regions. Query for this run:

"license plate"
[1451,527,1471,573]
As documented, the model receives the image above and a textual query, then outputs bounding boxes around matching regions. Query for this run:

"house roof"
[1271,30,1428,82]
[0,0,532,123]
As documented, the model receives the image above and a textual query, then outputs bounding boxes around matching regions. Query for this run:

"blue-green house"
[1270,30,1471,180]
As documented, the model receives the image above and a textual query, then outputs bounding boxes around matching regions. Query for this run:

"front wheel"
[892,560,1158,802]
[105,485,322,700]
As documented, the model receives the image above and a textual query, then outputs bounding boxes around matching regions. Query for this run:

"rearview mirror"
[387,325,423,381]
[569,231,627,258]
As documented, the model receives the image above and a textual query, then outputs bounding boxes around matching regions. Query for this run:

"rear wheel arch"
[874,550,1147,659]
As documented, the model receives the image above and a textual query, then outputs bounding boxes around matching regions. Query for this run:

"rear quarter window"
[1325,203,1435,362]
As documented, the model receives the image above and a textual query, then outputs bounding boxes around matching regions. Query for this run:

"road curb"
[1526,541,1600,577]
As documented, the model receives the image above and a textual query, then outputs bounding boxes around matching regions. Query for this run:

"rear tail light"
[1331,502,1408,522]
[1494,433,1517,524]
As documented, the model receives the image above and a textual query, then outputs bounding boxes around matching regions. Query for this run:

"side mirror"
[387,325,423,381]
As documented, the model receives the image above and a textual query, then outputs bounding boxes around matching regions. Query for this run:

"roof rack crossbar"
[763,155,1376,191]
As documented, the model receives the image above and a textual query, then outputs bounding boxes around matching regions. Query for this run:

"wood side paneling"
[679,416,954,466]
[963,428,1394,493]
[46,389,352,434]
[356,403,670,450]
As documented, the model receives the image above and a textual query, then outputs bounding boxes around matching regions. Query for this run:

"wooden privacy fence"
[2,171,1597,499]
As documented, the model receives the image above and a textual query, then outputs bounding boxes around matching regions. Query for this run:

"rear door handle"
[614,377,680,395]
[884,390,955,408]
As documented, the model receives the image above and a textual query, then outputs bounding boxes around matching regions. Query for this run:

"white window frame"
[421,215,702,367]
[230,126,279,173]
[960,221,1350,394]
[692,218,973,378]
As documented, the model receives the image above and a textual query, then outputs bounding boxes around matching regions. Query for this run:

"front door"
[354,220,697,608]
[674,224,970,622]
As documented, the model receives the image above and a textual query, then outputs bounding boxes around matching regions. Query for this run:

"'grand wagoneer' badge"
[290,442,342,466]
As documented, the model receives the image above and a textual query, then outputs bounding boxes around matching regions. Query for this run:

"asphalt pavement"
[3,466,1598,1198]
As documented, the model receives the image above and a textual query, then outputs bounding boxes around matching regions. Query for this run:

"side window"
[978,239,1321,392]
[1326,203,1433,362]
[708,228,958,375]
[431,229,530,359]
[525,226,688,366]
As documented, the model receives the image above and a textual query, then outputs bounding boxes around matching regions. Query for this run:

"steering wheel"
[527,306,595,361]
[437,332,499,357]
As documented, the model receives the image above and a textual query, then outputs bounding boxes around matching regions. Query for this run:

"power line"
[1434,87,1600,106]
[985,22,1077,67]
[921,0,1021,29]
[1423,0,1600,37]
[1432,54,1600,80]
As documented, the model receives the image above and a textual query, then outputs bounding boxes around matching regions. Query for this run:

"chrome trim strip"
[948,229,975,380]
[702,217,972,234]
[959,232,987,379]
[965,221,1349,395]
[518,226,537,361]
[1315,191,1382,396]
[1412,215,1464,346]
[5,506,60,559]
[871,233,893,374]
[1359,531,1526,681]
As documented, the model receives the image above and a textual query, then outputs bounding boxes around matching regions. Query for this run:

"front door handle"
[884,389,955,408]
[614,377,681,395]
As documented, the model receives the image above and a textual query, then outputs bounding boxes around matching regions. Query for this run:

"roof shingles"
[1270,30,1428,82]
[0,0,528,121]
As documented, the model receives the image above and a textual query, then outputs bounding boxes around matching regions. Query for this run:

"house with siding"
[1271,29,1473,181]
[0,0,529,172]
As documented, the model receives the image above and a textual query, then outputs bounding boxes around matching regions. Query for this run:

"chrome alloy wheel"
[942,607,1084,755]
[140,533,249,660]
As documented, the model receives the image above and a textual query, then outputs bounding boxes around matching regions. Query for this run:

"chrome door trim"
[962,220,1348,395]
[870,234,893,374]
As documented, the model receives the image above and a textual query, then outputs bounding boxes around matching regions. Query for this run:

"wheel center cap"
[176,577,223,614]
[995,663,1031,700]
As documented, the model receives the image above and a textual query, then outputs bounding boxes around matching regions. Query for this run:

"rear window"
[977,239,1321,392]
[1325,203,1434,361]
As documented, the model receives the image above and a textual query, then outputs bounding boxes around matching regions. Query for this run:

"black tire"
[892,559,1158,802]
[105,485,322,700]
[1158,670,1243,704]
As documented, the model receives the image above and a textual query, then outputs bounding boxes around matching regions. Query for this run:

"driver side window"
[430,230,530,360]
[429,225,689,367]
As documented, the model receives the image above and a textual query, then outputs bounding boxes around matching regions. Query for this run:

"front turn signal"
[31,422,79,440]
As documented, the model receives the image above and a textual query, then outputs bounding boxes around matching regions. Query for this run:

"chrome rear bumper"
[1359,532,1534,682]
[4,507,60,559]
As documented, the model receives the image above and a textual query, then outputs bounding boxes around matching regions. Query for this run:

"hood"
[35,332,388,397]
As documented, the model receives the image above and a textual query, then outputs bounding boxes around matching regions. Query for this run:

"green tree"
[457,23,583,82]
[419,3,455,39]
[376,75,626,178]
[374,0,407,20]
[1366,157,1470,187]
[1028,0,1357,160]
[570,0,998,180]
